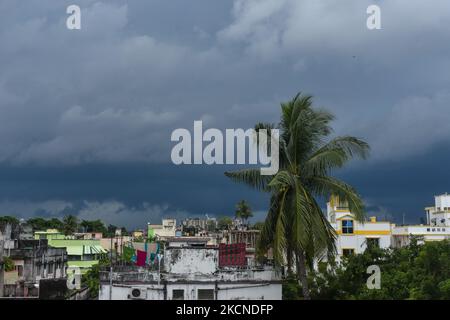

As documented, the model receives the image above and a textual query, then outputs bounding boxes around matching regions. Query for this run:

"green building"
[34,229,107,273]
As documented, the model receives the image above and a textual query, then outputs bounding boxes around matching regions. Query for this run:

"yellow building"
[327,196,393,261]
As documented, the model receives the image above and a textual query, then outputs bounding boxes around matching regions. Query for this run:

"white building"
[426,193,450,227]
[99,238,282,300]
[182,215,217,231]
[391,225,450,247]
[327,194,450,259]
[148,219,177,239]
[326,196,393,261]
[392,193,450,247]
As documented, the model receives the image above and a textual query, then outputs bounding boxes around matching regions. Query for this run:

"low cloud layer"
[0,199,191,229]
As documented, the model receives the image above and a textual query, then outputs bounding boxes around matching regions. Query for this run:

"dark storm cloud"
[0,164,266,228]
[0,0,449,227]
[338,143,450,224]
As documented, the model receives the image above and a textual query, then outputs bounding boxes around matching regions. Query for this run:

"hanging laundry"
[136,250,147,266]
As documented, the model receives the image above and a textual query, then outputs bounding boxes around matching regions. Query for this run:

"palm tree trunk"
[286,247,293,275]
[296,250,310,300]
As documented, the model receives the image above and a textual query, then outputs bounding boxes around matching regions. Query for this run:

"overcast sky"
[0,0,449,228]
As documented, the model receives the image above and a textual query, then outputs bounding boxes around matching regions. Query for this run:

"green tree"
[217,216,233,230]
[308,239,450,300]
[235,200,253,224]
[62,215,78,235]
[27,217,49,231]
[120,227,129,236]
[80,219,107,235]
[105,224,118,238]
[3,256,15,272]
[0,216,20,228]
[27,217,63,231]
[252,221,265,231]
[438,279,450,300]
[225,93,369,299]
[47,218,63,230]
[82,257,110,298]
[80,220,90,232]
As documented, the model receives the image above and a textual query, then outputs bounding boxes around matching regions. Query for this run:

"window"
[172,289,184,300]
[342,249,355,257]
[341,220,354,234]
[366,238,380,249]
[198,289,214,300]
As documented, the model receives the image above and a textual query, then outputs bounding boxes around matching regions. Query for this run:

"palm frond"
[272,189,288,265]
[303,136,369,176]
[310,175,366,221]
[224,169,272,192]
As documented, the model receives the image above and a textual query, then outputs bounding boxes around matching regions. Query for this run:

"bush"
[3,256,15,272]
[309,239,450,300]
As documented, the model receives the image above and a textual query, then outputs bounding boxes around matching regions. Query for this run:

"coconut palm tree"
[225,93,369,299]
[235,200,253,225]
[62,215,78,236]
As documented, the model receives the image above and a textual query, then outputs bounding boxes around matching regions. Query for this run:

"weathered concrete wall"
[217,269,279,282]
[4,270,19,285]
[99,282,282,300]
[99,284,165,300]
[164,248,217,275]
[166,283,215,300]
[217,283,282,300]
